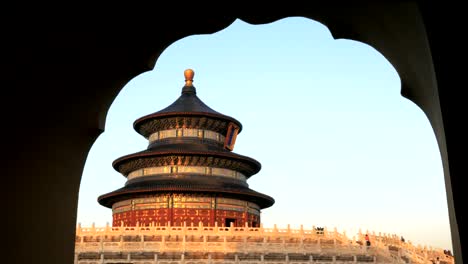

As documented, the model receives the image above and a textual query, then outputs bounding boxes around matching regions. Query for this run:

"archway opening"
[76,17,452,251]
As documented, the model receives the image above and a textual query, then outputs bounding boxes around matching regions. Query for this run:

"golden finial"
[184,69,194,86]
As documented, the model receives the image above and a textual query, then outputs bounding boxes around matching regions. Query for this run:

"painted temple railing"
[75,223,455,264]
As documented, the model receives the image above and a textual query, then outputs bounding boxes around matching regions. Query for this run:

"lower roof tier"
[98,179,275,209]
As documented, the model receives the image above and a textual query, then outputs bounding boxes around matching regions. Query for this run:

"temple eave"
[134,112,243,137]
[112,150,261,176]
[98,187,274,209]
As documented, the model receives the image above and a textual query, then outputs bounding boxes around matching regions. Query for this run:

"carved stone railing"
[75,223,455,264]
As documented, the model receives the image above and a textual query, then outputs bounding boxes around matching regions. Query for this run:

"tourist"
[365,234,371,247]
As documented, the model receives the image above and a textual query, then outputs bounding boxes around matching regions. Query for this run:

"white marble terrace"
[75,223,454,264]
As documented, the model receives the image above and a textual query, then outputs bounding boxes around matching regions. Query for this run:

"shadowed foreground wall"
[3,3,464,264]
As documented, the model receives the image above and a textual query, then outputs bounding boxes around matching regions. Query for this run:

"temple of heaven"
[98,69,275,227]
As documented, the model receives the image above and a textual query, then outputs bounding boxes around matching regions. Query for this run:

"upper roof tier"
[134,69,242,138]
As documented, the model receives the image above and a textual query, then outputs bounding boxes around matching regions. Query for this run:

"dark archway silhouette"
[4,4,464,264]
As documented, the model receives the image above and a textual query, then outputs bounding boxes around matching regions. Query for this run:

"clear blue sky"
[77,17,452,251]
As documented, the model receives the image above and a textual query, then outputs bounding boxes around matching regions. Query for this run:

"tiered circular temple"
[98,69,274,227]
